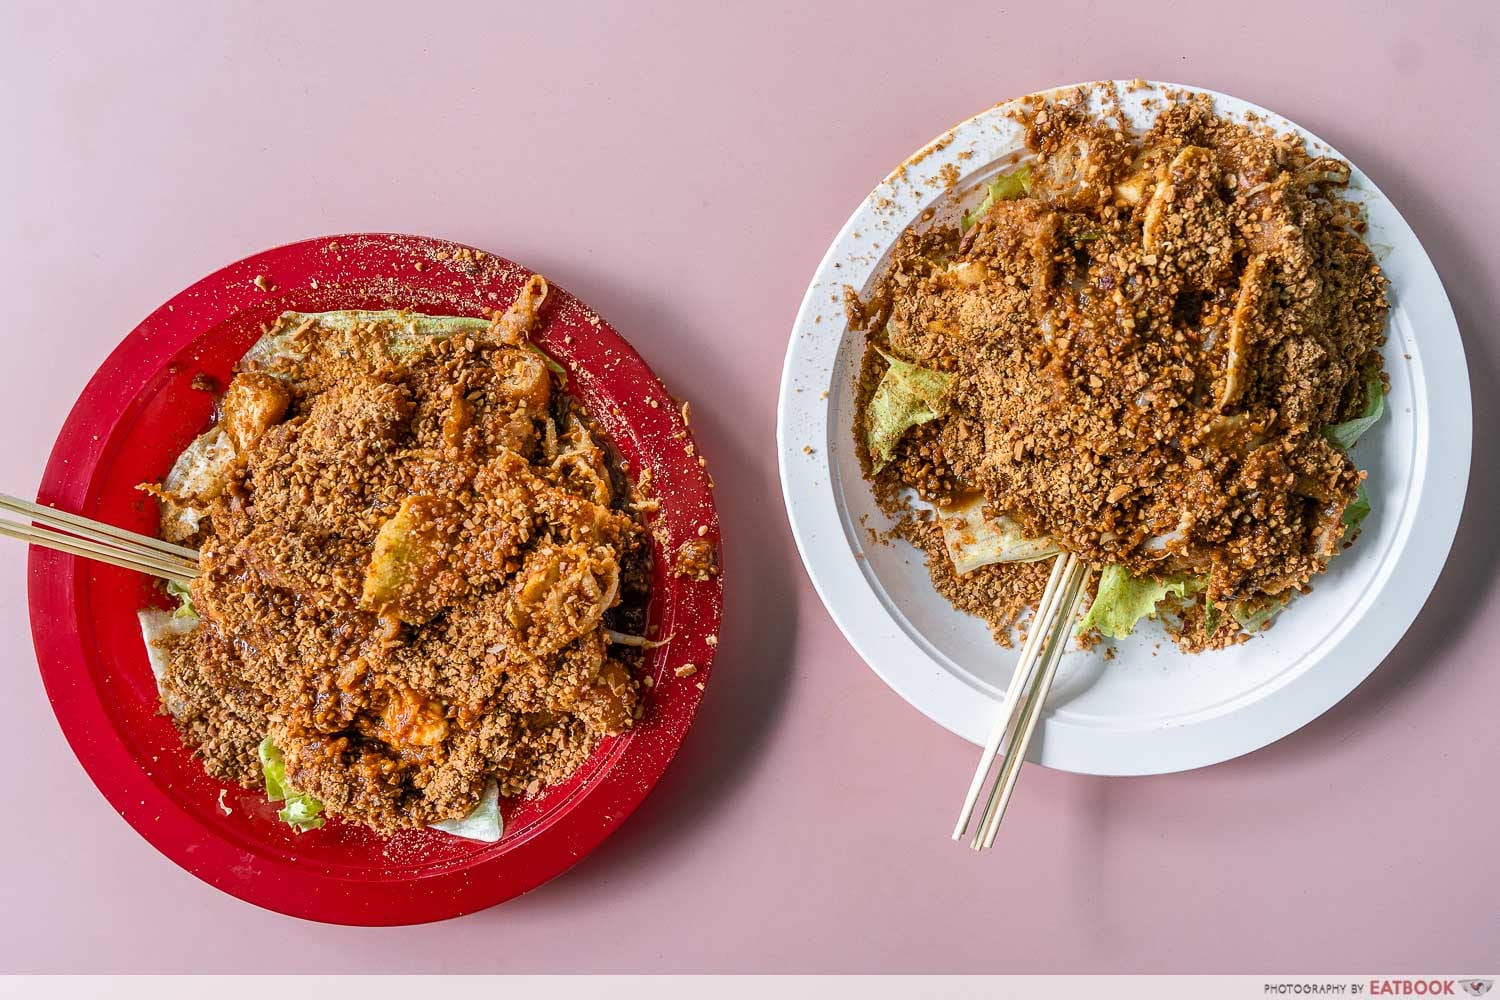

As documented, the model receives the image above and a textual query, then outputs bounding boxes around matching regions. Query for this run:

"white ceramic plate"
[777,81,1471,775]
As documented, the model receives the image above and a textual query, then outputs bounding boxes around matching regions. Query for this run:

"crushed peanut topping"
[854,94,1387,652]
[148,286,652,833]
[673,537,718,581]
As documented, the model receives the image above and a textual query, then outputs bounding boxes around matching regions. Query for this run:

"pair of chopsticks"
[953,552,1092,851]
[0,493,199,585]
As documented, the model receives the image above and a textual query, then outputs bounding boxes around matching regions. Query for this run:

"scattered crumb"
[673,538,718,580]
[675,663,698,678]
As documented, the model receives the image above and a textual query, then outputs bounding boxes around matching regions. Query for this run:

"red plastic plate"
[28,234,722,925]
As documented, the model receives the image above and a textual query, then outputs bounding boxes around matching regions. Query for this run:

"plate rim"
[776,80,1472,775]
[29,233,723,923]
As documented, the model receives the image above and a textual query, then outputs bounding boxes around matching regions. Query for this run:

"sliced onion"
[1143,512,1194,558]
[605,629,670,649]
[1142,528,1185,554]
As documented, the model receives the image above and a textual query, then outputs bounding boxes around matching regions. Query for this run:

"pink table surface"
[2,0,1496,974]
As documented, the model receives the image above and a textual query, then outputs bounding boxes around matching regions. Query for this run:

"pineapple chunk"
[508,543,620,656]
[221,372,291,452]
[1113,170,1151,205]
[360,495,460,624]
[1220,255,1270,410]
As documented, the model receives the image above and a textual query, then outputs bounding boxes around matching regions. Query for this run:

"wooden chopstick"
[972,558,1091,850]
[0,494,200,563]
[952,551,1069,840]
[952,550,1093,850]
[0,493,199,583]
[0,519,196,584]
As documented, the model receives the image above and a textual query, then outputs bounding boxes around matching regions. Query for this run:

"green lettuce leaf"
[278,309,489,336]
[939,496,1060,573]
[431,782,503,843]
[165,579,196,620]
[263,310,566,385]
[1076,564,1201,640]
[866,348,954,470]
[1231,595,1288,633]
[1203,594,1221,633]
[278,796,324,832]
[1340,483,1371,543]
[258,737,325,834]
[1325,375,1385,451]
[961,165,1033,232]
[137,608,200,686]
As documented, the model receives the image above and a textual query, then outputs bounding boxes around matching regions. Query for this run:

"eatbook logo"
[1460,982,1493,997]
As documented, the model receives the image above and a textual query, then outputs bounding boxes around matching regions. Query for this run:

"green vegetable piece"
[1323,375,1380,548]
[865,348,954,471]
[278,797,324,831]
[258,739,288,802]
[165,579,197,620]
[961,165,1033,232]
[280,311,489,359]
[1231,596,1288,634]
[431,783,503,843]
[1203,594,1221,633]
[257,737,325,834]
[1076,564,1200,640]
[1324,375,1385,451]
[1341,483,1372,544]
[269,310,566,385]
[360,495,460,625]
